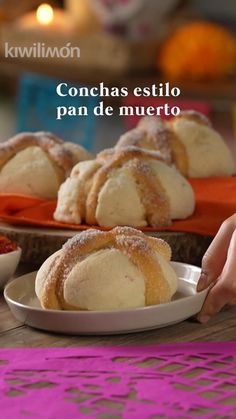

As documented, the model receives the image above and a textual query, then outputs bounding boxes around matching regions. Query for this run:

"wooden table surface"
[0,263,235,348]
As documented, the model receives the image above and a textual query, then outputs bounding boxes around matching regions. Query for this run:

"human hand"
[197,214,236,323]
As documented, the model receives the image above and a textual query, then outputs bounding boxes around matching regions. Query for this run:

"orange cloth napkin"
[0,177,235,237]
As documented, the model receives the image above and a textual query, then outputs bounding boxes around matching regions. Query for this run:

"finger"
[197,215,236,292]
[197,270,214,292]
[197,230,236,322]
[197,281,229,323]
[220,229,236,304]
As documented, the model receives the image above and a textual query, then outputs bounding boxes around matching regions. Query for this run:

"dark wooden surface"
[0,224,213,267]
[0,263,235,348]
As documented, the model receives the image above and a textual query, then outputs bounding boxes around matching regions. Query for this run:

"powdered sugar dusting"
[63,229,103,251]
[116,234,149,255]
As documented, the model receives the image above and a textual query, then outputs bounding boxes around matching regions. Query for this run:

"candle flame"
[36,3,54,25]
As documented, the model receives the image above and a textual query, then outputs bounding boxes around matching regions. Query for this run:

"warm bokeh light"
[36,4,54,25]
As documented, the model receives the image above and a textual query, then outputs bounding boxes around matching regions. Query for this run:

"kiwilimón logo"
[4,42,81,59]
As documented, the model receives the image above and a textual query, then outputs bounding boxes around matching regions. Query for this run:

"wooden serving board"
[0,223,212,268]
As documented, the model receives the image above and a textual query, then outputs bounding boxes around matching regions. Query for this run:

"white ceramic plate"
[0,248,22,289]
[4,262,208,335]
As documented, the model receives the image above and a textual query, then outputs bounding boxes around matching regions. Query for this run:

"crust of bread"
[116,117,173,166]
[0,132,73,174]
[166,122,189,176]
[0,132,92,176]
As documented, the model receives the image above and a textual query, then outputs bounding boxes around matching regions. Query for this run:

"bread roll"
[116,111,235,177]
[54,146,195,228]
[0,132,93,199]
[169,111,235,177]
[35,227,178,310]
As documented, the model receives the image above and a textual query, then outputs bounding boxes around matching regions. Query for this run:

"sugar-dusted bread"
[116,111,235,177]
[35,227,178,310]
[54,146,195,227]
[0,132,93,199]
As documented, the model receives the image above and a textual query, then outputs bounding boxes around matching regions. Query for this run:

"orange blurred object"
[159,21,236,80]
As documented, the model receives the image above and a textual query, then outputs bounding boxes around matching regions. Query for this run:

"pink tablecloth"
[0,342,235,418]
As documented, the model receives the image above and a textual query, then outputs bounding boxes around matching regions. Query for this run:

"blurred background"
[0,0,235,153]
